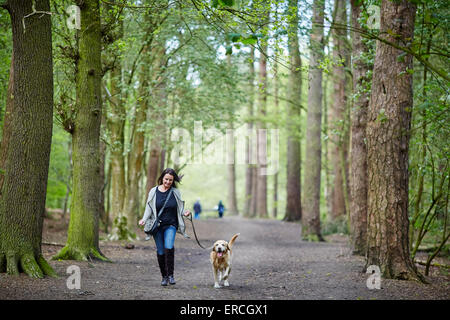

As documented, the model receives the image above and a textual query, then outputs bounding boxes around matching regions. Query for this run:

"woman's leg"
[163,225,177,250]
[163,226,177,284]
[153,229,168,285]
[153,228,165,255]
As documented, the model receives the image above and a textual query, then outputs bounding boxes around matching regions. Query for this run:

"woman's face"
[162,174,174,189]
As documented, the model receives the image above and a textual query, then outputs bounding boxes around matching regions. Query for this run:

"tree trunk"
[0,51,13,195]
[107,65,127,238]
[329,0,350,221]
[53,0,108,262]
[105,11,129,239]
[256,46,268,218]
[255,6,269,219]
[302,0,324,241]
[124,46,149,230]
[226,53,239,216]
[0,0,56,277]
[366,0,423,281]
[272,52,279,219]
[284,0,302,222]
[349,0,370,255]
[146,45,167,195]
[244,48,255,218]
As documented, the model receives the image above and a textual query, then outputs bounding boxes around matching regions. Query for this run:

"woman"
[139,168,191,286]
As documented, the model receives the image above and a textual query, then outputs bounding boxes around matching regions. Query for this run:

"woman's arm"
[138,191,153,225]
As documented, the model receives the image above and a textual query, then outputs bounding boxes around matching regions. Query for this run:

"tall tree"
[146,44,167,195]
[256,60,268,218]
[0,0,56,277]
[244,47,256,218]
[284,0,302,222]
[349,0,371,255]
[124,42,150,230]
[255,6,269,219]
[226,52,239,216]
[53,0,108,261]
[106,9,128,239]
[366,0,423,281]
[302,0,324,241]
[329,0,350,221]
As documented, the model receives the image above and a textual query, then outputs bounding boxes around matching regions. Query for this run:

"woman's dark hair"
[157,168,183,188]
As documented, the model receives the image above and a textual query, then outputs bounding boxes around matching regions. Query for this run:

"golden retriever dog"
[210,233,239,288]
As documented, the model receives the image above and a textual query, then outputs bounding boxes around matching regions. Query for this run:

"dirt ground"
[0,215,449,300]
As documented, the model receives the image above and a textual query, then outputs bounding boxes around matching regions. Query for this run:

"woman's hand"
[138,219,145,226]
[183,210,191,217]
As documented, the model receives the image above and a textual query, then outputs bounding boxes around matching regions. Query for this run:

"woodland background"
[0,0,448,282]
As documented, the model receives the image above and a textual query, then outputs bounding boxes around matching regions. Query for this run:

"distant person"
[138,168,191,286]
[217,200,225,218]
[193,198,202,220]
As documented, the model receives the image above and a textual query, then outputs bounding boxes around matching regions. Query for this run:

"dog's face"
[213,240,229,258]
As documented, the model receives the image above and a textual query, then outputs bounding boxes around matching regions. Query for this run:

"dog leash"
[186,214,208,250]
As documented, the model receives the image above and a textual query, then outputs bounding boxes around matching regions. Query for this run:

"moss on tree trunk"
[53,0,108,262]
[0,0,56,278]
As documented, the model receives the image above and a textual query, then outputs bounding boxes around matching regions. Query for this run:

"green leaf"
[218,0,234,7]
[397,52,407,62]
[240,35,257,45]
[227,33,241,43]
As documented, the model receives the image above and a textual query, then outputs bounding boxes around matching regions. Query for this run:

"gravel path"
[0,216,448,300]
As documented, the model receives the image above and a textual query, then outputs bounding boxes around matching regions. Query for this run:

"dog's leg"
[212,265,221,288]
[223,265,231,287]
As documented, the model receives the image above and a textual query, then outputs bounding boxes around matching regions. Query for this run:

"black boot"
[157,253,168,286]
[165,248,176,285]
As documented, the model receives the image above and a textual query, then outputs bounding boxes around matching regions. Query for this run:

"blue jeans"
[153,225,176,255]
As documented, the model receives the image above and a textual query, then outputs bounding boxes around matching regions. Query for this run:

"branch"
[323,22,450,83]
[414,259,450,269]
[22,0,52,34]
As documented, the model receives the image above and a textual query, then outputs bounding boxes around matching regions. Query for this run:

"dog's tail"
[228,233,239,249]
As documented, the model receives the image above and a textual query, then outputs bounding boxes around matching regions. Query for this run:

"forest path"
[0,216,448,300]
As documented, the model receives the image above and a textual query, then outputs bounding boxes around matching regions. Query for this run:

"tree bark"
[256,13,269,218]
[53,0,108,262]
[329,0,350,221]
[244,47,255,218]
[366,0,423,281]
[107,61,127,238]
[302,0,324,241]
[146,44,167,195]
[0,50,13,195]
[349,0,370,255]
[0,0,56,277]
[284,0,302,222]
[124,47,149,230]
[256,56,268,218]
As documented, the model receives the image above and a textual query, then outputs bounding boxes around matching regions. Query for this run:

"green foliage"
[0,10,11,134]
[408,0,449,262]
[110,216,136,241]
[46,125,71,209]
[321,216,349,236]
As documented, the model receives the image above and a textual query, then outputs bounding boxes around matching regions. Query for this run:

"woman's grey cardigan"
[141,186,190,238]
